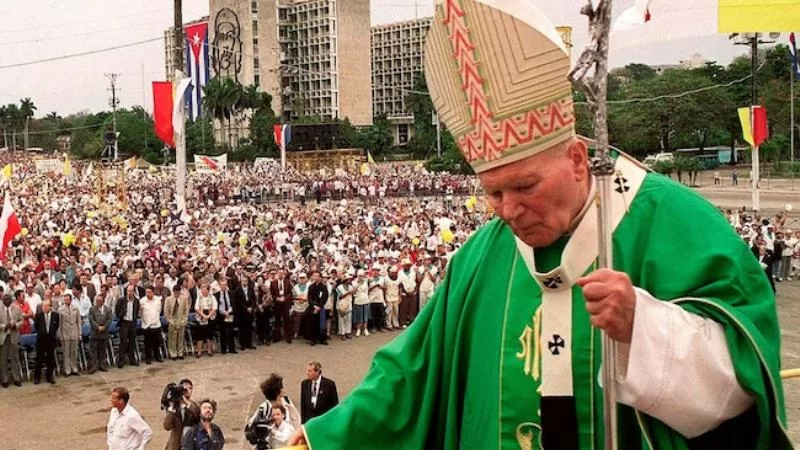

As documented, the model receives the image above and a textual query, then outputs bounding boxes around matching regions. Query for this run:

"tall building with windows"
[371,17,432,146]
[208,0,372,128]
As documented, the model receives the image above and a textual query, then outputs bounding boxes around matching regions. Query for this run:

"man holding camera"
[164,378,200,450]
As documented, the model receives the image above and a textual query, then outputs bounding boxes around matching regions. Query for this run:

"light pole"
[731,32,779,212]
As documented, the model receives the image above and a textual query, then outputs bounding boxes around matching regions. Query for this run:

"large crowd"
[0,149,797,390]
[0,151,490,388]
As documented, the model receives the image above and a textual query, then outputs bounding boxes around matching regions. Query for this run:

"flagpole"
[791,61,795,165]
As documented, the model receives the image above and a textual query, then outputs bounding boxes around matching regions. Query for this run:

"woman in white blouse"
[194,283,218,357]
[268,405,296,449]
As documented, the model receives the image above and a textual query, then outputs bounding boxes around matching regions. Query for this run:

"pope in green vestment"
[300,167,791,450]
[294,1,792,448]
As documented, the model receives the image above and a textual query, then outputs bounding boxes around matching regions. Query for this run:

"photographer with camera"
[245,373,300,449]
[162,379,200,450]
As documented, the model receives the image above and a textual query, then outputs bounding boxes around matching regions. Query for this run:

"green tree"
[357,115,394,155]
[19,98,36,151]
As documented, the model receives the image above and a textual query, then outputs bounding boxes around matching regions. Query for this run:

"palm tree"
[46,111,61,121]
[19,98,36,151]
[203,78,229,149]
[0,105,8,149]
[5,104,21,151]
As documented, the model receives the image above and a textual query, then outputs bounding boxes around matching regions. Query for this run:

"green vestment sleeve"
[613,176,792,449]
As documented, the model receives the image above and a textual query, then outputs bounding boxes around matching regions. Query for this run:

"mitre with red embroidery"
[424,0,575,173]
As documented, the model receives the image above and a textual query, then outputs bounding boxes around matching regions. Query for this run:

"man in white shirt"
[107,386,152,450]
[139,286,163,364]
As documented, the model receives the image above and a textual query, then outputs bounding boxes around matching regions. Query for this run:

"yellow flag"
[1,164,12,181]
[360,163,370,176]
[718,0,800,32]
[738,107,754,147]
[367,151,375,164]
[63,157,72,176]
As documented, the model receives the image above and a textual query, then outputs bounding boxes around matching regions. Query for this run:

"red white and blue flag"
[790,33,800,80]
[185,22,210,121]
[273,124,292,150]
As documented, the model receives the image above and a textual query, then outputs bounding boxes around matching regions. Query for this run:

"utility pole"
[105,72,121,161]
[731,32,778,212]
[174,0,183,76]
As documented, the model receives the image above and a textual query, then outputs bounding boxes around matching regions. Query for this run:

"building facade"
[207,0,373,127]
[371,17,432,146]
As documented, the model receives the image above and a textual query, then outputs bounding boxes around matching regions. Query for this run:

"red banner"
[752,105,769,147]
[152,81,174,148]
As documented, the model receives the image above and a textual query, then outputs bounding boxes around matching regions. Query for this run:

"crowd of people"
[730,208,800,292]
[0,150,491,388]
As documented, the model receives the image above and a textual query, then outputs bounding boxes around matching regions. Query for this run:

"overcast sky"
[0,0,777,117]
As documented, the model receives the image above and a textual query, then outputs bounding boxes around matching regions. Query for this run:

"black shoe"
[34,379,41,385]
[247,346,257,350]
[145,360,152,365]
[221,350,227,354]
[177,356,184,360]
[99,367,108,372]
[310,342,317,346]
[13,381,21,387]
[131,362,139,366]
[73,372,81,377]
[47,378,56,384]
[321,341,329,346]
[229,351,238,354]
[1,382,8,388]
[155,358,164,363]
[88,370,96,375]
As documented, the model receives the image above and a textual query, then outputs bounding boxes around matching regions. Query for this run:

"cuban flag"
[185,22,210,121]
[791,33,800,80]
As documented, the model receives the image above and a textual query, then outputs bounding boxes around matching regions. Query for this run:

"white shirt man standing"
[107,386,152,450]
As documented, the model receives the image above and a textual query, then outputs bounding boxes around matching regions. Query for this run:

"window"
[252,21,258,34]
[254,74,261,86]
[251,1,258,13]
[254,58,260,69]
[398,124,409,144]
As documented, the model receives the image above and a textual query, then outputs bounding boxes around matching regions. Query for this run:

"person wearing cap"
[352,269,370,337]
[292,2,787,449]
[335,273,354,340]
[397,258,417,328]
[383,266,401,330]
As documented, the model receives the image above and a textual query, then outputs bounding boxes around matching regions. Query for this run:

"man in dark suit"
[300,361,338,423]
[114,285,140,368]
[88,294,113,373]
[214,279,238,354]
[269,269,293,343]
[307,271,329,346]
[33,300,59,384]
[235,275,257,350]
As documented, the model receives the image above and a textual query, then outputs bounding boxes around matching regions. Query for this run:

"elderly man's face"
[480,140,591,248]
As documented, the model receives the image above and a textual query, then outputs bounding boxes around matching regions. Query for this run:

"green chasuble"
[304,168,791,449]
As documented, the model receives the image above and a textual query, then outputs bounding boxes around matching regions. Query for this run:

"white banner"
[193,154,228,174]
[34,159,61,174]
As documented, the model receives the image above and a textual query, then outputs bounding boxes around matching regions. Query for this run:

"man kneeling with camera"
[162,379,200,450]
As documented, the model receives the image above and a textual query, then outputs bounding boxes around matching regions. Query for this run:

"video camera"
[160,382,186,410]
[245,405,274,450]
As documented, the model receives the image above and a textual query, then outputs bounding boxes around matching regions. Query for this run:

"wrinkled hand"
[288,427,307,445]
[576,269,636,343]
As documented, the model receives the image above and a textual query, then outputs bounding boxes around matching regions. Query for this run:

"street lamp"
[730,32,779,212]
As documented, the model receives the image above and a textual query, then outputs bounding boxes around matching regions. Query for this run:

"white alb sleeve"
[614,288,754,438]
